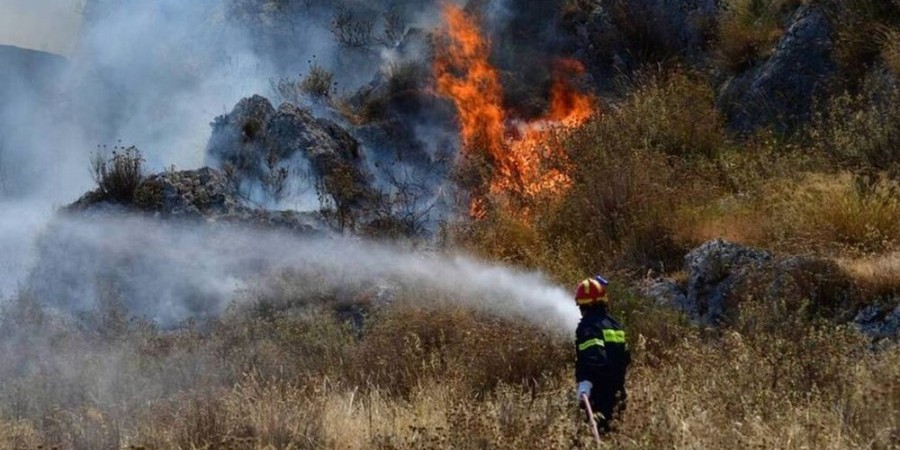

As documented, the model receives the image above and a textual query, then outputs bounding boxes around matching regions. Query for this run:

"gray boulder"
[719,5,836,131]
[135,167,241,217]
[644,239,858,326]
[680,240,772,322]
[206,95,375,211]
[570,0,718,83]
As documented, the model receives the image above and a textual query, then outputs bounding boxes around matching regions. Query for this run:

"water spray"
[24,215,580,332]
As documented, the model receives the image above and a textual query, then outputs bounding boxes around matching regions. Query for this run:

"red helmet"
[575,278,608,306]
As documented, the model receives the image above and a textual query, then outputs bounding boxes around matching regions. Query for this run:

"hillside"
[0,45,65,88]
[1,0,899,448]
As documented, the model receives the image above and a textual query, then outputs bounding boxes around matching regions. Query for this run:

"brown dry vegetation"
[440,57,900,447]
[716,0,801,72]
[0,282,896,450]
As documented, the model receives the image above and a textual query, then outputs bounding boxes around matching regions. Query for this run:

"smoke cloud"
[27,214,578,332]
[0,0,82,55]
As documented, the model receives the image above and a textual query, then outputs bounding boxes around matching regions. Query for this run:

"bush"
[821,0,900,80]
[541,70,725,272]
[716,0,800,72]
[810,77,900,172]
[605,0,685,64]
[272,59,335,104]
[331,7,374,49]
[615,69,727,159]
[456,70,729,274]
[300,62,335,99]
[764,173,900,254]
[90,145,145,203]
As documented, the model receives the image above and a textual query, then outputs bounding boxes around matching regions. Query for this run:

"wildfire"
[434,4,595,216]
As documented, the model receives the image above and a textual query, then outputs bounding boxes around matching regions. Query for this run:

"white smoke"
[27,215,579,333]
[0,0,83,55]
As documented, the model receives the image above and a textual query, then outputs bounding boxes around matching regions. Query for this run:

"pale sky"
[0,0,84,55]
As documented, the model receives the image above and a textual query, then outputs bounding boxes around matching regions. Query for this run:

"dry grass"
[1,287,895,449]
[838,252,900,298]
[883,29,900,77]
[620,326,898,449]
[822,0,900,80]
[673,170,900,257]
[763,173,900,254]
[810,79,900,172]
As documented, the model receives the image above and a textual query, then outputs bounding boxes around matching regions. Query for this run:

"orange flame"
[434,4,595,216]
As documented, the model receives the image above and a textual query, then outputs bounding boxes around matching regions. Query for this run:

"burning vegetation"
[434,4,595,216]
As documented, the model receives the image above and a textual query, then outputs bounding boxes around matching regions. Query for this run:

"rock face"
[135,167,240,217]
[569,0,718,84]
[206,95,375,211]
[644,240,862,329]
[69,167,323,233]
[678,240,773,323]
[718,5,836,131]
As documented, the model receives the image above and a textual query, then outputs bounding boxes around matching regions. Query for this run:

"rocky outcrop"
[677,240,773,322]
[206,95,376,211]
[568,0,718,84]
[718,5,836,131]
[644,240,865,330]
[68,167,323,233]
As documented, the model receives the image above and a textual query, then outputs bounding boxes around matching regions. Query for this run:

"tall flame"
[434,4,595,216]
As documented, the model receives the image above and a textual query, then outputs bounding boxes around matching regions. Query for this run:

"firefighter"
[574,275,630,433]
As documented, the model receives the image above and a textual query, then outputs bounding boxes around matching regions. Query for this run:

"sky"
[0,0,83,54]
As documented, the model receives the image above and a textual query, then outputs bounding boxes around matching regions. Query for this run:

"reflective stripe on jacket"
[575,307,631,383]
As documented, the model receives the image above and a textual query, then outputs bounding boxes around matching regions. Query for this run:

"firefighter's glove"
[576,380,592,402]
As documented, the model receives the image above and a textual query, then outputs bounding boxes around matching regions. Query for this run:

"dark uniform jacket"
[575,306,631,421]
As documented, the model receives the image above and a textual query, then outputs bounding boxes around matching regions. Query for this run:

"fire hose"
[580,393,602,446]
